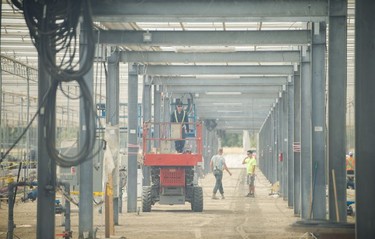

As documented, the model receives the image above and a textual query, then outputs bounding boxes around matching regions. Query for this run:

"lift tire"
[190,188,195,211]
[192,186,203,212]
[142,186,152,212]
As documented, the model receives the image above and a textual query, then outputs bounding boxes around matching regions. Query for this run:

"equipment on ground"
[347,201,355,216]
[142,121,203,212]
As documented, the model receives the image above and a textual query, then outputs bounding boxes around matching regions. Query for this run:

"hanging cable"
[8,0,97,167]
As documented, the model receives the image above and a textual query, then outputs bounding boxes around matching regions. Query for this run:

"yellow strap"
[347,158,354,169]
[174,110,186,123]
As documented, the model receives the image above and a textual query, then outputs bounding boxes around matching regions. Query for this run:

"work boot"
[212,193,218,199]
[221,194,225,199]
[245,193,251,197]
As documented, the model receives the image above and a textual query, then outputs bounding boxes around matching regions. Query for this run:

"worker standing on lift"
[170,101,189,153]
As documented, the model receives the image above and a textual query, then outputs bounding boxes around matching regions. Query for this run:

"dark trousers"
[174,131,186,153]
[175,140,185,153]
[213,170,224,195]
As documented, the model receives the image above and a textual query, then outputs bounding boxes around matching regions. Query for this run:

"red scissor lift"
[142,121,204,212]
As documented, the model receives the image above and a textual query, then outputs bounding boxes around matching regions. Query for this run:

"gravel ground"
[0,163,305,239]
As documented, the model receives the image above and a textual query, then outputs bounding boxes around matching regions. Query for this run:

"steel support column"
[268,111,274,182]
[209,130,216,169]
[127,64,138,212]
[300,45,312,220]
[271,104,279,183]
[293,68,301,216]
[106,51,120,225]
[37,48,56,239]
[261,116,268,179]
[328,0,348,223]
[355,0,375,237]
[142,75,152,186]
[265,116,272,181]
[153,84,161,148]
[78,29,94,238]
[282,90,288,201]
[163,92,170,126]
[203,126,210,174]
[287,77,295,208]
[277,99,283,190]
[0,2,2,152]
[311,22,327,220]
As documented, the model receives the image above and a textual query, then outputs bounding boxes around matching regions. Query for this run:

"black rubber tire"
[191,189,195,211]
[142,186,152,212]
[192,186,203,212]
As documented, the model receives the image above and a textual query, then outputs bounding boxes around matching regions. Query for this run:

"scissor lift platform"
[142,122,204,212]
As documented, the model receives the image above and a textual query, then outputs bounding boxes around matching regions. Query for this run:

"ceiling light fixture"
[143,31,152,42]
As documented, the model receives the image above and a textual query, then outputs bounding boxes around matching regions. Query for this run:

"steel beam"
[193,93,279,100]
[194,97,276,104]
[220,129,258,133]
[215,125,263,130]
[195,103,273,109]
[97,30,311,46]
[91,0,328,22]
[144,65,294,76]
[120,51,300,63]
[165,85,281,94]
[196,102,272,109]
[197,112,269,118]
[216,118,266,123]
[153,76,288,86]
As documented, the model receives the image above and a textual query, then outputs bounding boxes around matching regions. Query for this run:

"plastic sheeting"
[102,124,119,197]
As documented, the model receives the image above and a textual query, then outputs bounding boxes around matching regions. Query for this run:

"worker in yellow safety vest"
[346,152,355,189]
[243,150,257,197]
[346,152,355,174]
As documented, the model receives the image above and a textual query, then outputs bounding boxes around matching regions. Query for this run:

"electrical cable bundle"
[9,0,97,167]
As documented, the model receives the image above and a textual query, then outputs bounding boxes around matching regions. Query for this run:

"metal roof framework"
[0,1,356,238]
[0,0,355,133]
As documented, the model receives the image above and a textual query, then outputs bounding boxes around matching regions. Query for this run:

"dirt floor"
[0,160,355,239]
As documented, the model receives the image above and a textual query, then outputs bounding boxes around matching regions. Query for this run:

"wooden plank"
[105,174,115,237]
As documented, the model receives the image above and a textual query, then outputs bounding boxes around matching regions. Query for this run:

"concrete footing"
[289,220,355,239]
